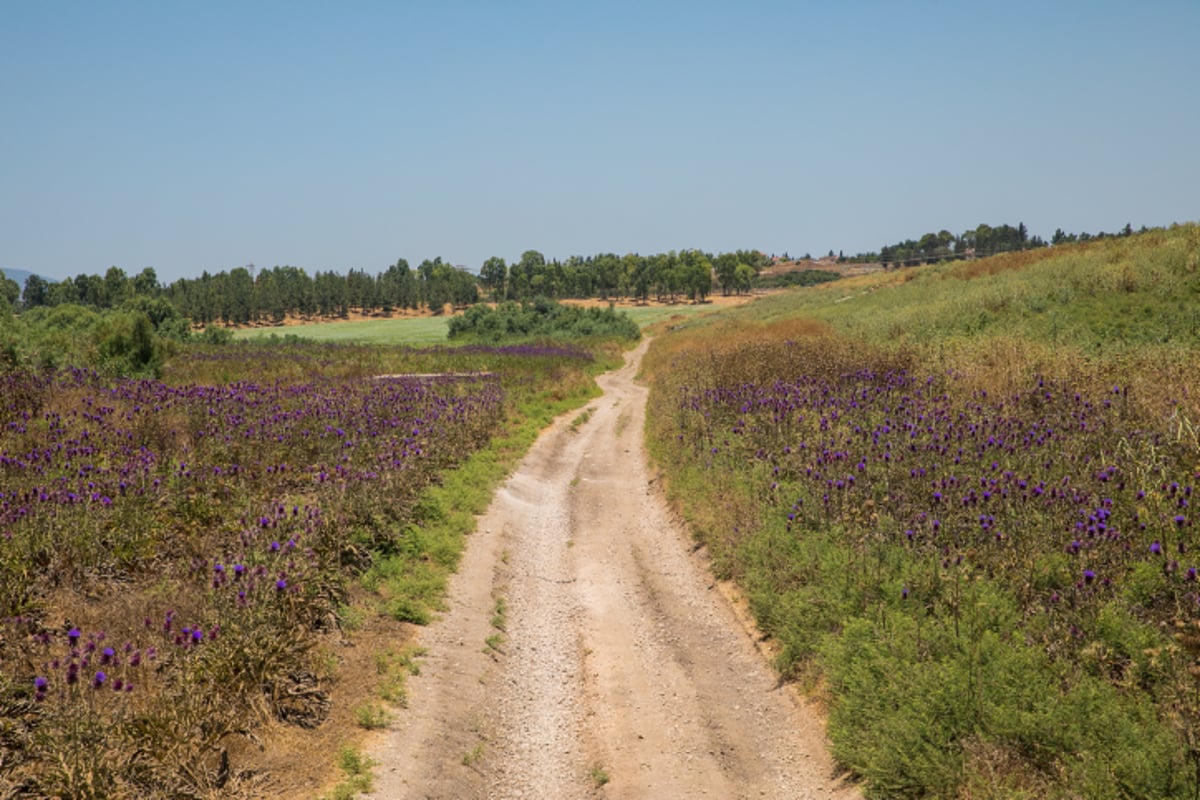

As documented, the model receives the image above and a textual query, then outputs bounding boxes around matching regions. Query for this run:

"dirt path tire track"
[365,338,860,799]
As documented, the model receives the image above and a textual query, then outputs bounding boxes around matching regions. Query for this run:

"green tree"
[47,277,79,306]
[448,267,480,307]
[679,250,712,302]
[346,268,377,313]
[255,268,288,323]
[224,267,256,323]
[519,250,545,273]
[122,295,190,341]
[74,273,106,307]
[22,274,49,308]
[733,263,754,294]
[132,267,160,296]
[417,258,454,312]
[714,252,739,295]
[511,250,545,301]
[103,266,131,307]
[380,259,417,311]
[593,253,621,300]
[480,256,508,301]
[562,256,589,298]
[627,254,651,303]
[313,270,347,317]
[0,274,19,308]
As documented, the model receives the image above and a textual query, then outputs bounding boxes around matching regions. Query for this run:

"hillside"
[643,222,1200,799]
[748,223,1200,354]
[758,255,884,280]
[0,267,54,288]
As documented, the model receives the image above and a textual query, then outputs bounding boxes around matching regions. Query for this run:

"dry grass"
[244,599,414,799]
[946,246,1062,280]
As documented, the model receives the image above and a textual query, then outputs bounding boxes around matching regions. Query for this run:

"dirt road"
[365,339,859,799]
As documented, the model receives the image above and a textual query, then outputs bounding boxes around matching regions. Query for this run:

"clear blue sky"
[2,0,1197,283]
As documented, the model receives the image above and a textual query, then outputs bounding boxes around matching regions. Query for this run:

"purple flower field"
[647,328,1200,796]
[674,363,1196,635]
[0,339,595,797]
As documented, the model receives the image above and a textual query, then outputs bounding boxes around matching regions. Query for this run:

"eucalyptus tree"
[480,256,508,301]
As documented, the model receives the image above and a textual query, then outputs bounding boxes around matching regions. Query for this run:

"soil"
[362,339,861,799]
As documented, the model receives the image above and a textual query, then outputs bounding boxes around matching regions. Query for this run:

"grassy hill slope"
[644,223,1200,799]
[752,224,1200,352]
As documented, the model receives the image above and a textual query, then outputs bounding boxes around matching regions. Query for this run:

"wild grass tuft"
[319,746,377,800]
[590,763,611,787]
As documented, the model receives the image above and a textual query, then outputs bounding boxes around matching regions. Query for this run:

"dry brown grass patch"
[948,248,1065,281]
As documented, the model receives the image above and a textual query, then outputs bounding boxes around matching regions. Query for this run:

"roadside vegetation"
[643,223,1200,798]
[0,333,611,797]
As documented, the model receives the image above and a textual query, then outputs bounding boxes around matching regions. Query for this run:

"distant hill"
[0,267,56,290]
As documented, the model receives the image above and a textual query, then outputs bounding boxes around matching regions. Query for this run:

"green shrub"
[447,297,640,342]
[755,269,841,289]
[820,579,1194,799]
[4,303,180,376]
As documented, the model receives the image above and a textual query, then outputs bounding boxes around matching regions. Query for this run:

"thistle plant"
[1,339,596,795]
[650,332,1200,797]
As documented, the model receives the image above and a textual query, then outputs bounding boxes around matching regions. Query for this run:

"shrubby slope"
[644,224,1200,799]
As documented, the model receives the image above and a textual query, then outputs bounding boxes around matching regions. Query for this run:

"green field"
[231,300,728,345]
[232,315,452,344]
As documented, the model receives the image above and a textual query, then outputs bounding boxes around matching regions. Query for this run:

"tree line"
[7,248,770,326]
[841,221,1158,268]
[6,219,1159,327]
